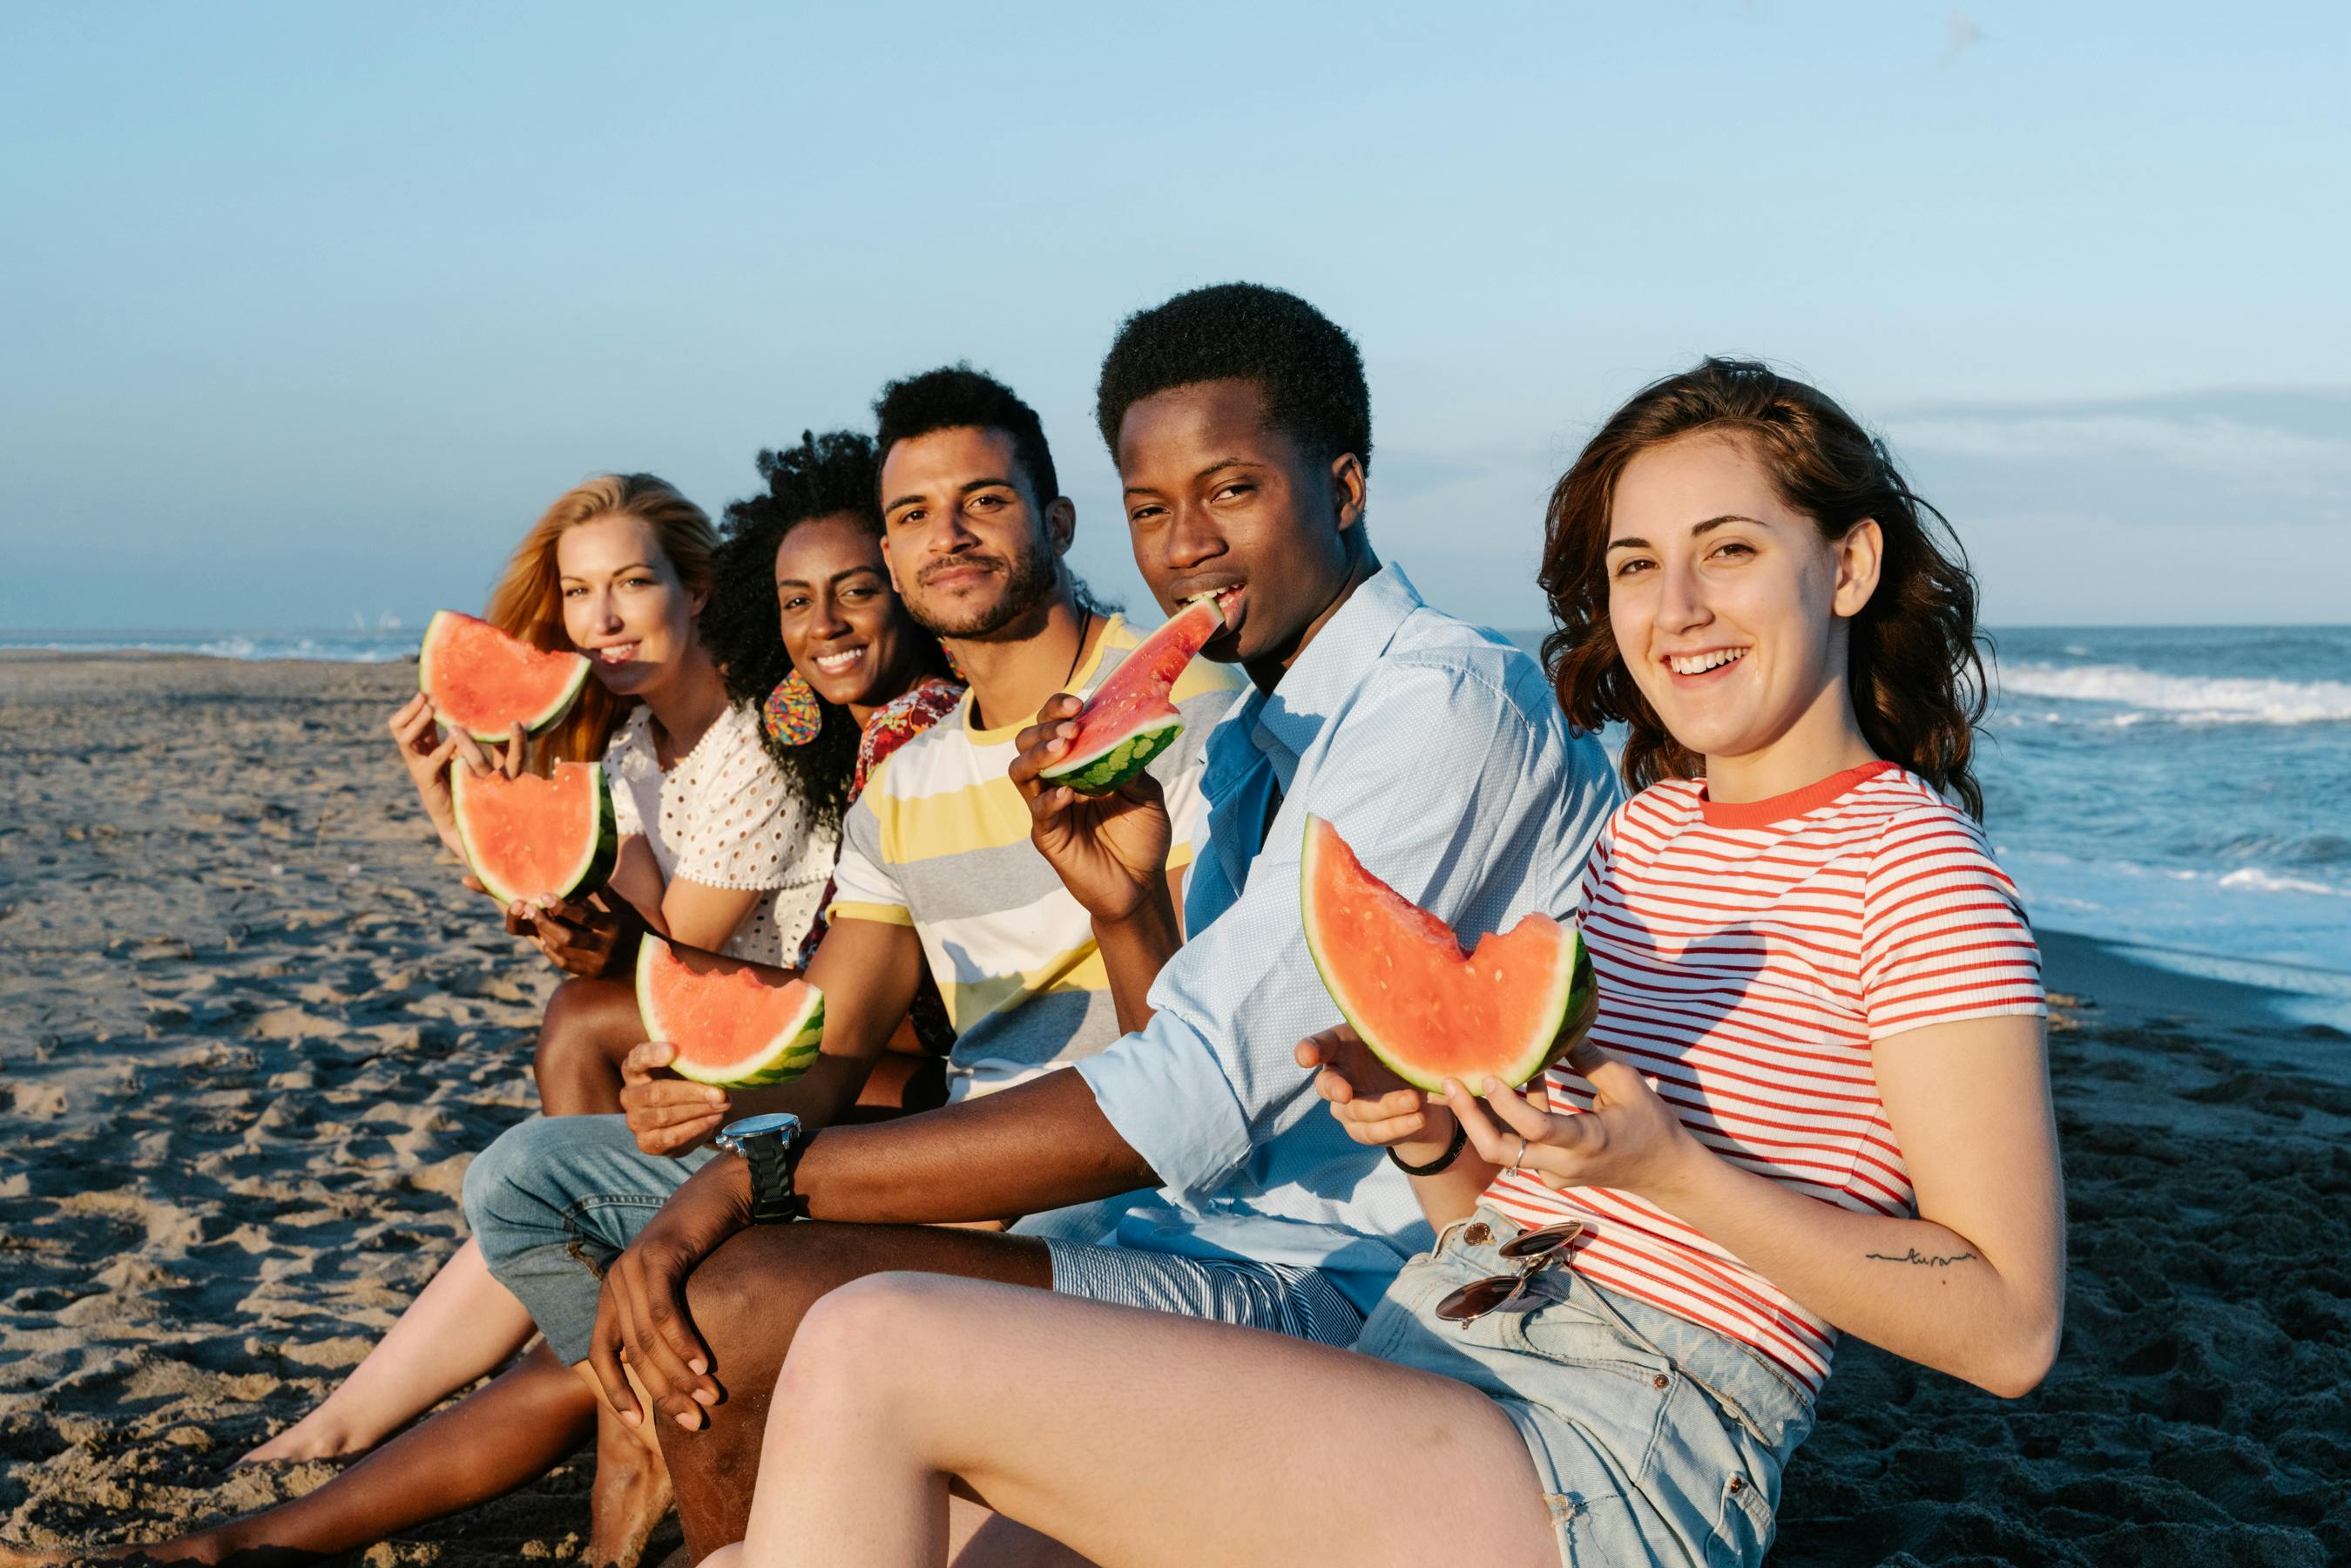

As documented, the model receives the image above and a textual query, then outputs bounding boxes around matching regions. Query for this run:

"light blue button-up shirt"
[1077,564,1621,1313]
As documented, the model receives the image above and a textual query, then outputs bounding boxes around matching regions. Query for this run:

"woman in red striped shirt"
[709,359,2064,1568]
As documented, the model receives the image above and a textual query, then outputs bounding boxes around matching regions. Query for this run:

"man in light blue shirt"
[584,284,1617,1553]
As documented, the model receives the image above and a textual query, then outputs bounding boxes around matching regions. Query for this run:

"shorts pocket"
[1497,1292,1676,1486]
[1704,1468,1775,1568]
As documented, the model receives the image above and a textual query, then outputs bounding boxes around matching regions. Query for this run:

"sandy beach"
[3,652,2346,1566]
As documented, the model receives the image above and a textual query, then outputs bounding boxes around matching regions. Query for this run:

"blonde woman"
[234,474,819,1563]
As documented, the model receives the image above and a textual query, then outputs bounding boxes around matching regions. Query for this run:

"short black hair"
[1094,282,1372,474]
[873,364,1060,508]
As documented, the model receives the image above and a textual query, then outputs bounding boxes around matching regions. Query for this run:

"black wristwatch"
[714,1112,809,1224]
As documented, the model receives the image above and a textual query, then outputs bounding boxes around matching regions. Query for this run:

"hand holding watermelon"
[1010,693,1176,926]
[1297,1024,1461,1171]
[1439,1047,1703,1205]
[388,692,527,859]
[619,1040,732,1156]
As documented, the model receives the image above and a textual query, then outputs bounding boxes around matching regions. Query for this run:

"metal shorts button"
[1463,1222,1493,1246]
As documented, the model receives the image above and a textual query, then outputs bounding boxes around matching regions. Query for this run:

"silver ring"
[1508,1133,1528,1174]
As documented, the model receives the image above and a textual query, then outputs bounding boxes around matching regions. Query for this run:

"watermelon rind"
[450,761,618,908]
[1037,720,1182,796]
[1300,814,1592,1094]
[418,610,595,744]
[636,937,828,1088]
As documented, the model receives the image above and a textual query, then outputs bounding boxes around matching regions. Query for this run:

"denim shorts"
[1351,1206,1814,1568]
[462,1114,1356,1361]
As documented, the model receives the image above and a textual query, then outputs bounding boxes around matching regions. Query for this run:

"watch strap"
[741,1132,807,1224]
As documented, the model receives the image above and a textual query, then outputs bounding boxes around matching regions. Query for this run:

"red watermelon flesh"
[636,936,826,1087]
[449,760,617,907]
[418,610,593,742]
[1300,814,1593,1093]
[1038,594,1227,795]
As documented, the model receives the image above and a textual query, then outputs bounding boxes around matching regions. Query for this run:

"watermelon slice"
[418,610,594,743]
[636,935,827,1087]
[1038,594,1226,795]
[449,760,618,907]
[1300,814,1595,1093]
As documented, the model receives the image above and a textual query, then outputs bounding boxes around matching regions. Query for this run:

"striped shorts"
[1043,1240,1364,1348]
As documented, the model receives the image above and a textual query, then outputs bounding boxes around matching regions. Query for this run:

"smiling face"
[1605,431,1881,783]
[774,512,924,715]
[878,426,1071,641]
[1114,378,1367,688]
[555,510,705,698]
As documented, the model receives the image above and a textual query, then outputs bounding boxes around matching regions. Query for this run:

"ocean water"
[12,622,2347,1025]
[1,628,421,663]
[1505,625,2351,1029]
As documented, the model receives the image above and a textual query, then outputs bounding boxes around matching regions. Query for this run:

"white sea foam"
[1994,661,2351,725]
[0,634,417,663]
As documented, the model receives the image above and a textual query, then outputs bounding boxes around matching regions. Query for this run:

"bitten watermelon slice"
[636,936,827,1087]
[1300,814,1596,1093]
[450,760,618,907]
[418,610,594,743]
[1038,594,1226,795]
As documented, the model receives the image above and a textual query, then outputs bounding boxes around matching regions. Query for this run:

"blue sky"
[5,1,2346,632]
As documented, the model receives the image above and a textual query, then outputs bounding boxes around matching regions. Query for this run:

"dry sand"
[3,652,2348,1565]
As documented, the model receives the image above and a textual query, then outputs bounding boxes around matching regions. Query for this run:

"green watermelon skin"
[1041,722,1181,796]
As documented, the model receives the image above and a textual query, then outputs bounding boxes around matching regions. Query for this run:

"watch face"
[720,1112,801,1142]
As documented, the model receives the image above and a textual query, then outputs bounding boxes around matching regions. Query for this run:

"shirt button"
[1727,1475,1746,1494]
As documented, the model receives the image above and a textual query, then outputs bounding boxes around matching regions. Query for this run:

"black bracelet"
[1386,1119,1468,1177]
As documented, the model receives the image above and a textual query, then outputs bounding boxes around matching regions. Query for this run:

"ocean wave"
[0,635,418,664]
[1994,661,2351,725]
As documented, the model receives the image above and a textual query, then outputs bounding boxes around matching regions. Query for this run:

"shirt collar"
[1218,563,1425,793]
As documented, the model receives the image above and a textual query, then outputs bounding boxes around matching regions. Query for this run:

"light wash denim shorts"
[1352,1206,1814,1568]
[463,1113,1356,1361]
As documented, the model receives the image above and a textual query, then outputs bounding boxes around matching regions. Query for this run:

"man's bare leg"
[653,1222,1053,1560]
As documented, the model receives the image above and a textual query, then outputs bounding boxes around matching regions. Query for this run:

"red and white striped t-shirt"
[1485,760,2044,1399]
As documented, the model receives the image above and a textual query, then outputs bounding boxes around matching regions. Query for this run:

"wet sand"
[3,652,2348,1565]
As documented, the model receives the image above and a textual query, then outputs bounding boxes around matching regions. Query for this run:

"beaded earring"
[761,669,822,746]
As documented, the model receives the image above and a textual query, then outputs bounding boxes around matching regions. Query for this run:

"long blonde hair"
[483,473,718,765]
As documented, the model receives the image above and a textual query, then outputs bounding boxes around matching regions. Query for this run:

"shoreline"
[3,654,2345,1565]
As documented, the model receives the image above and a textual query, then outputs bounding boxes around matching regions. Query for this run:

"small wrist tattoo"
[1865,1247,1978,1267]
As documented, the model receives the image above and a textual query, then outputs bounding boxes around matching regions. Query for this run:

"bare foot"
[236,1406,369,1466]
[586,1402,675,1568]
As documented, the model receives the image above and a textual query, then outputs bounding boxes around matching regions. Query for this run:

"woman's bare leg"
[533,976,646,1116]
[576,1362,676,1568]
[740,1274,1561,1568]
[238,1239,534,1464]
[240,978,639,1466]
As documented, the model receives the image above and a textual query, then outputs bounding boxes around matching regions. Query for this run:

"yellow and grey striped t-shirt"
[828,614,1243,1098]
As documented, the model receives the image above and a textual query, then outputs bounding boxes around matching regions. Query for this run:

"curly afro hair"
[1093,283,1372,476]
[875,363,1060,507]
[700,429,951,831]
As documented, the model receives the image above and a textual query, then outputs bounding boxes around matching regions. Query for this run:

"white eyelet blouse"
[603,703,836,965]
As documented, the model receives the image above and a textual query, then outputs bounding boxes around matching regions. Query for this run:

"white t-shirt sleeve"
[825,792,912,926]
[603,713,651,839]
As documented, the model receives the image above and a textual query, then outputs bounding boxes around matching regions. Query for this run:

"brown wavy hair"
[482,473,718,767]
[1539,358,1989,818]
